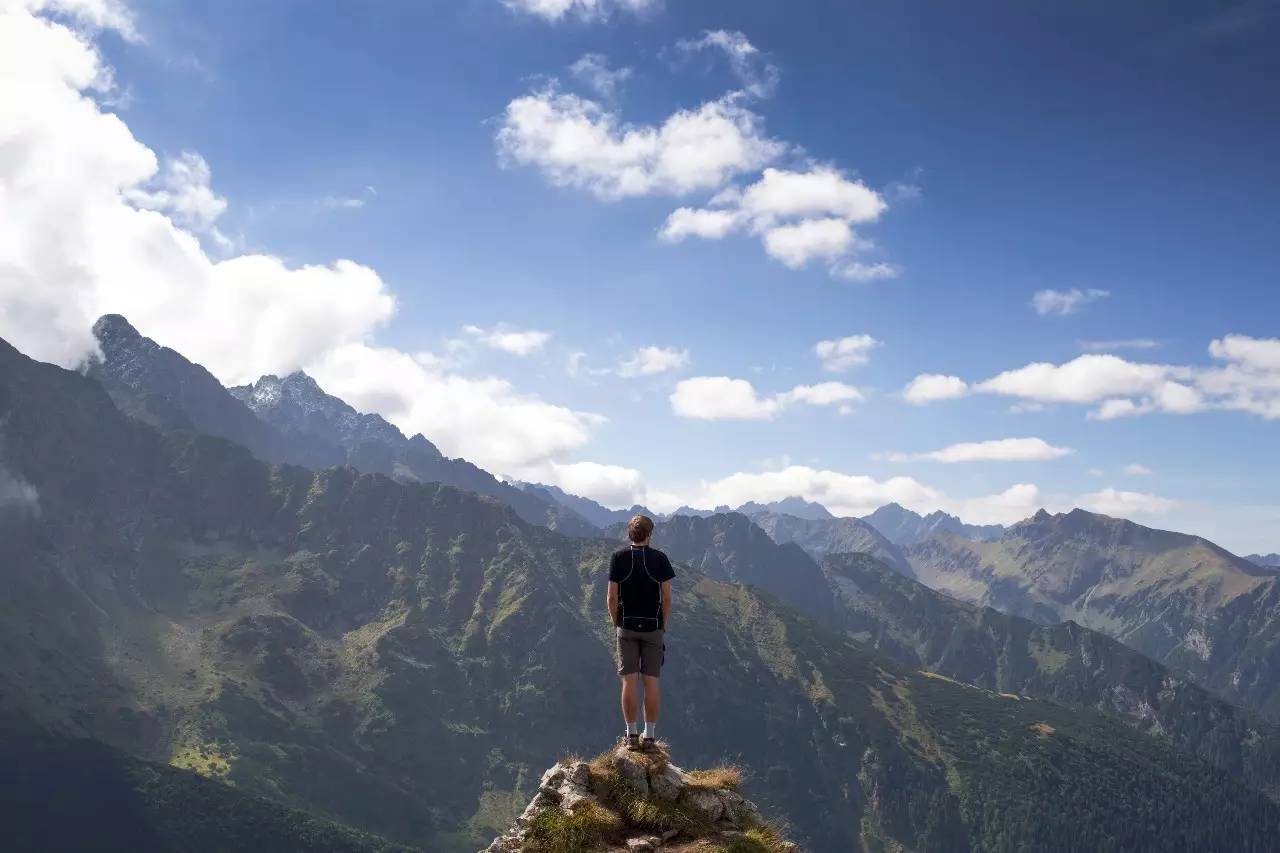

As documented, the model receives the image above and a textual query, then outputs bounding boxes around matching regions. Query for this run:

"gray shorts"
[617,628,665,678]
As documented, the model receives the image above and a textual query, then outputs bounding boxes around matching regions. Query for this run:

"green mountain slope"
[6,335,1280,851]
[908,511,1280,718]
[0,713,405,852]
[747,508,914,577]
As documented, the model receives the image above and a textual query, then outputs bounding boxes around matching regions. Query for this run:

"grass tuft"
[523,801,619,853]
[686,765,744,792]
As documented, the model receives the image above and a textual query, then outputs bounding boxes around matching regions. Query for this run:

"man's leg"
[642,674,660,738]
[620,673,640,731]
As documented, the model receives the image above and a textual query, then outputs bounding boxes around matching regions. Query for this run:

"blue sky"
[3,0,1279,552]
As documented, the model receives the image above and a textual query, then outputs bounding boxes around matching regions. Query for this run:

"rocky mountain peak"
[486,742,797,853]
[91,313,142,343]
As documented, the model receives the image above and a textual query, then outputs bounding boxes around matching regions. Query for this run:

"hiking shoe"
[625,733,642,751]
[641,737,657,751]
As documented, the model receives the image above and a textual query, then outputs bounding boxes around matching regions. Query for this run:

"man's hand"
[607,581,620,627]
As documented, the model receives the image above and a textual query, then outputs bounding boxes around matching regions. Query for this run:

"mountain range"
[908,510,1280,719]
[7,318,1280,850]
[860,502,1006,546]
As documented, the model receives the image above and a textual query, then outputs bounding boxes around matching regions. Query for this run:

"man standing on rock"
[607,514,675,751]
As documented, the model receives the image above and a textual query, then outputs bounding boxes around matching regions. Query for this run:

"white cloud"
[1031,288,1110,316]
[884,437,1073,464]
[618,345,689,377]
[500,0,656,22]
[1124,463,1154,476]
[539,460,646,507]
[761,218,853,267]
[670,376,860,420]
[977,354,1175,405]
[677,29,779,99]
[0,3,611,481]
[957,484,1045,526]
[496,87,784,200]
[308,343,600,476]
[780,381,863,407]
[658,206,742,241]
[664,167,894,277]
[815,334,879,372]
[30,0,138,41]
[320,195,367,210]
[463,324,552,356]
[569,52,632,99]
[902,374,969,404]
[831,260,901,282]
[1079,338,1159,352]
[1078,487,1177,515]
[670,377,779,420]
[125,150,227,233]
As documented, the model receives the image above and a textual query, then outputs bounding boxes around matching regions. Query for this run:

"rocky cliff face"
[861,502,1005,546]
[746,510,913,577]
[486,743,797,853]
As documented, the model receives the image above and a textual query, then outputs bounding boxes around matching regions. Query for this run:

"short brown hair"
[627,514,655,544]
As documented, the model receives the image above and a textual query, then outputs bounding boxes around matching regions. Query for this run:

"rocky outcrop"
[485,743,798,853]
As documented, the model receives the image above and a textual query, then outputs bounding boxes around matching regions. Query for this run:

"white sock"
[626,721,639,736]
[643,722,656,739]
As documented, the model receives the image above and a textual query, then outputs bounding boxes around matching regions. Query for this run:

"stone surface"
[625,839,653,852]
[648,763,683,801]
[681,787,725,823]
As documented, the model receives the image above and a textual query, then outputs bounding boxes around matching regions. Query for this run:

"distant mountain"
[230,371,596,536]
[85,314,334,469]
[512,481,649,528]
[735,496,834,520]
[821,551,1280,796]
[862,501,1005,546]
[653,509,1280,796]
[908,509,1280,717]
[667,505,722,518]
[10,333,1280,850]
[88,316,593,537]
[645,513,839,623]
[745,509,915,577]
[1249,553,1280,569]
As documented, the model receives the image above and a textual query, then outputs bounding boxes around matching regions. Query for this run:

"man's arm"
[607,581,620,627]
[661,580,672,629]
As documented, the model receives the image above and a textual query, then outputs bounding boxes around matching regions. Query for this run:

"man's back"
[609,545,674,631]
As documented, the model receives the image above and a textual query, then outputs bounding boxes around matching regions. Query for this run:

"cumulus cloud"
[945,341,1280,420]
[677,29,779,99]
[500,0,656,22]
[883,437,1073,464]
[496,87,784,200]
[536,460,646,507]
[659,166,894,278]
[1078,487,1177,515]
[1124,463,1154,476]
[815,334,879,372]
[125,150,228,234]
[618,345,689,377]
[902,374,969,404]
[1031,288,1110,316]
[569,52,632,99]
[0,2,613,480]
[670,376,861,420]
[462,324,552,356]
[669,377,780,420]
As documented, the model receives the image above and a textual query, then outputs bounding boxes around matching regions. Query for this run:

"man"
[607,514,674,751]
